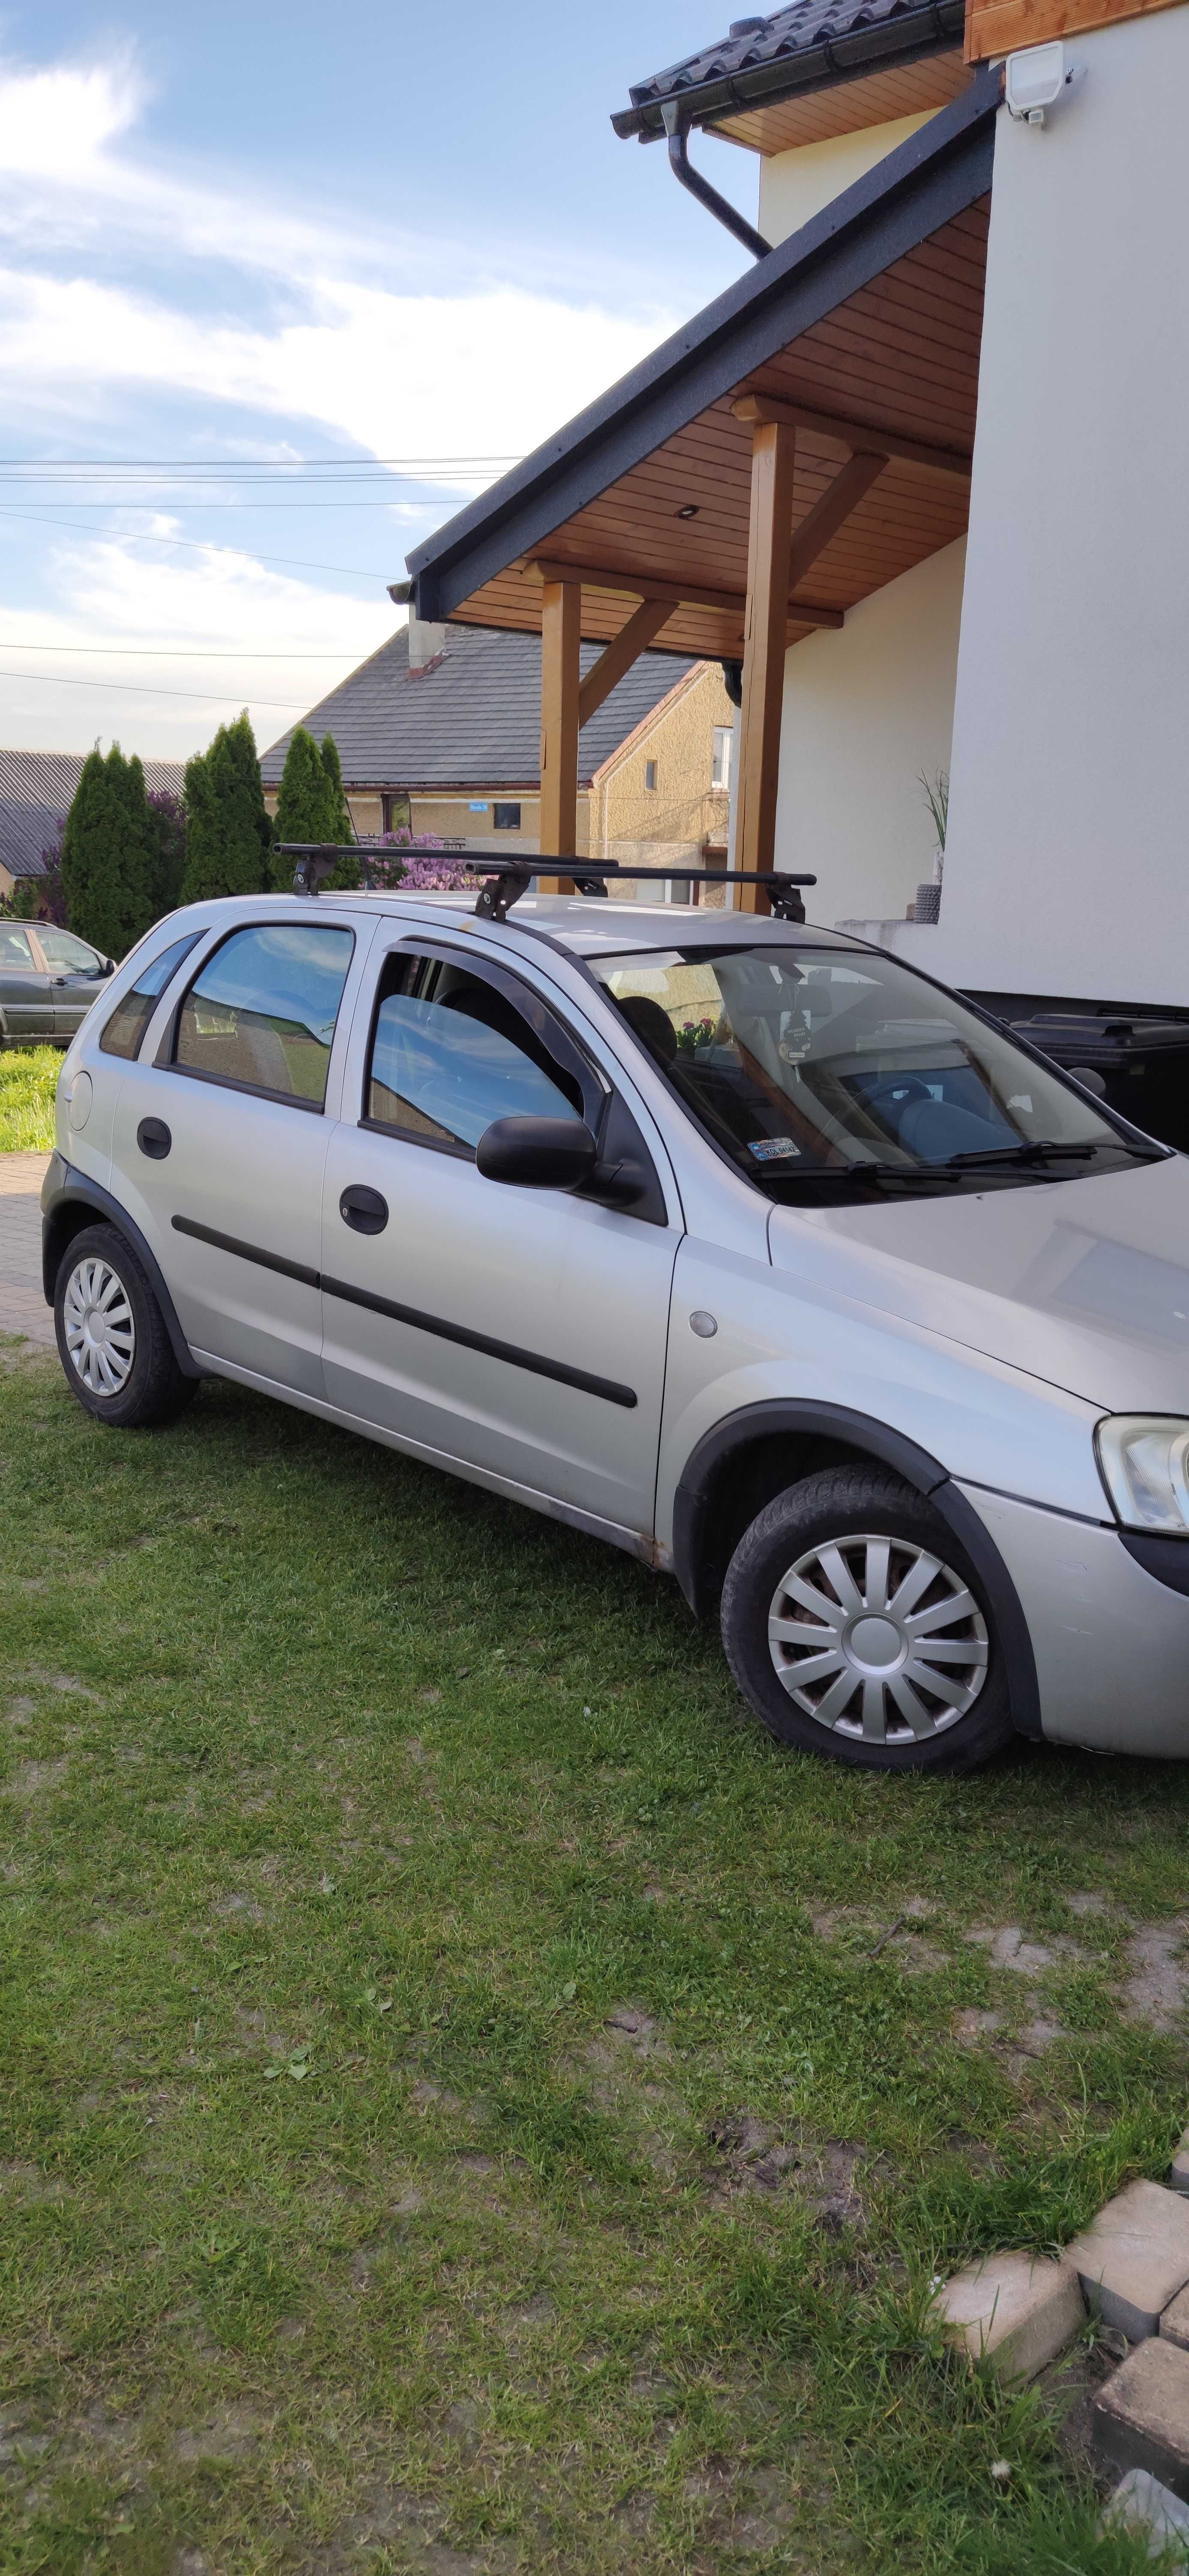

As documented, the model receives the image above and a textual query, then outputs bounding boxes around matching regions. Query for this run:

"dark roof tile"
[615,0,962,134]
[0,749,184,879]
[260,624,701,792]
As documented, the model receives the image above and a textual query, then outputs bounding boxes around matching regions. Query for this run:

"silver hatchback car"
[42,884,1189,1773]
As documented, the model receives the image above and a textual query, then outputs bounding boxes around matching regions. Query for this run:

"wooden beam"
[539,577,581,894]
[787,450,889,591]
[735,419,797,918]
[576,596,674,729]
[526,557,844,629]
[732,392,972,479]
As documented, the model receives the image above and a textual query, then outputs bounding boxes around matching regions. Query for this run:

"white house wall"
[759,113,938,243]
[774,537,965,928]
[933,9,1189,1006]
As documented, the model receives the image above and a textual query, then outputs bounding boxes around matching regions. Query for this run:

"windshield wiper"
[944,1139,1159,1171]
[769,1158,965,1187]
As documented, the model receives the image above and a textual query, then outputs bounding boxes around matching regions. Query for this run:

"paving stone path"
[0,1151,54,1348]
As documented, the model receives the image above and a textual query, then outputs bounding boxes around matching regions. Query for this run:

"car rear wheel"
[55,1224,197,1430]
[720,1464,1016,1773]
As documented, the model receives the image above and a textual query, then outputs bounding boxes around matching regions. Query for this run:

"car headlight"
[1095,1416,1189,1535]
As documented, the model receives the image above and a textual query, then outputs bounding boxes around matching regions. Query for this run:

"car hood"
[768,1155,1189,1412]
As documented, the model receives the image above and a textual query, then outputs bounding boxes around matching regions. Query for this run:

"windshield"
[590,944,1161,1202]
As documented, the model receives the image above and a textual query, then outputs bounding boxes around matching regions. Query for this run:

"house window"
[711,725,732,793]
[382,792,411,835]
[645,761,658,792]
[493,802,522,832]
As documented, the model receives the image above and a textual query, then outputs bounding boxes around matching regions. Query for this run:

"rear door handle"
[340,1184,388,1236]
[137,1117,172,1160]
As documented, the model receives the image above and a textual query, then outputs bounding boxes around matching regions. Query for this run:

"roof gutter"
[614,0,967,143]
[663,101,772,260]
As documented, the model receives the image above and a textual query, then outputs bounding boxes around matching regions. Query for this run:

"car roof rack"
[279,844,817,923]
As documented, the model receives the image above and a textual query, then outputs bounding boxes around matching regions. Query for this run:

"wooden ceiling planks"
[444,201,989,665]
[711,54,975,153]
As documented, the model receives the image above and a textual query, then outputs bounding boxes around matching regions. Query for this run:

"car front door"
[0,923,54,1043]
[319,937,682,1544]
[109,915,373,1398]
[34,926,112,1040]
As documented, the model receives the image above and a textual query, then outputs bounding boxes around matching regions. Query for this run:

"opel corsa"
[42,885,1189,1773]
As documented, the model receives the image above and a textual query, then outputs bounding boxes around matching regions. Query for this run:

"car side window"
[173,923,355,1109]
[0,926,36,969]
[100,930,205,1061]
[37,928,102,974]
[364,951,583,1155]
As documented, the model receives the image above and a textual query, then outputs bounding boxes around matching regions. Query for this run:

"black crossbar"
[277,844,816,920]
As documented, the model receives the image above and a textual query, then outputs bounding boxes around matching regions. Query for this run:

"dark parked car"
[0,921,114,1046]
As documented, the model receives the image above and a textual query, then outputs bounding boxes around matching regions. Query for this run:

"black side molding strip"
[172,1215,320,1290]
[170,1215,637,1410]
[320,1273,637,1410]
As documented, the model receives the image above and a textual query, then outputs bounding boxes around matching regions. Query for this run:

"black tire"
[720,1464,1015,1774]
[54,1223,197,1431]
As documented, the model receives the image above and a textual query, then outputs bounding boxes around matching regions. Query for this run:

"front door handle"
[340,1184,388,1236]
[137,1117,172,1160]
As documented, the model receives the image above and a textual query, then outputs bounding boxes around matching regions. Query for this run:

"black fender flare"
[671,1398,1042,1739]
[40,1154,206,1380]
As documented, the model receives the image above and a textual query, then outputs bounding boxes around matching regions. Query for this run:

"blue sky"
[0,3,756,763]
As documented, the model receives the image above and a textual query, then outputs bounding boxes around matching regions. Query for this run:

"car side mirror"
[99,958,115,977]
[476,1115,598,1191]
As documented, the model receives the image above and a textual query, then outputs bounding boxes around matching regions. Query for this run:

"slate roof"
[260,624,702,793]
[0,748,184,880]
[613,0,965,139]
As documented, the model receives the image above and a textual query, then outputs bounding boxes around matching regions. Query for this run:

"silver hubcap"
[767,1531,989,1744]
[63,1255,136,1398]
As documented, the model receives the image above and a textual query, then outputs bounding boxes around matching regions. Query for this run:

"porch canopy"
[403,75,997,906]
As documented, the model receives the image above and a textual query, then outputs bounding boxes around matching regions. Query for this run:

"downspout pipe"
[661,101,772,262]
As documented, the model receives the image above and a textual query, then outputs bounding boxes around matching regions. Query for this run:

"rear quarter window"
[99,931,205,1061]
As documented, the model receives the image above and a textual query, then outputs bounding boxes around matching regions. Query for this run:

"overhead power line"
[0,507,394,586]
[0,665,311,710]
[0,642,371,659]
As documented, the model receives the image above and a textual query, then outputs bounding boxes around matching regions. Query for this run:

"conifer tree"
[181,712,273,904]
[319,733,360,888]
[274,726,358,890]
[60,744,158,958]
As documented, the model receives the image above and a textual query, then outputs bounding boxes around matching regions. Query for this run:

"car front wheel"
[55,1223,197,1430]
[720,1464,1016,1773]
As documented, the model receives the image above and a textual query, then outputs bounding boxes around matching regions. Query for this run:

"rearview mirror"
[476,1115,598,1191]
[99,957,115,977]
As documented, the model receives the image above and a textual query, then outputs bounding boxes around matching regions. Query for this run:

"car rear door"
[34,926,112,1040]
[108,913,375,1398]
[318,933,682,1544]
[0,923,54,1042]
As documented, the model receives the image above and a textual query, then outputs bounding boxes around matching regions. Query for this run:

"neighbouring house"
[401,0,1189,1017]
[260,621,733,888]
[0,748,185,904]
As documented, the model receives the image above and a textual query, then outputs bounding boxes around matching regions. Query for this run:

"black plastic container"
[1004,1011,1189,1151]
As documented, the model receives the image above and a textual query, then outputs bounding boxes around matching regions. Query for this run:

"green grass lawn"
[1,1344,1185,2575]
[0,1045,60,1151]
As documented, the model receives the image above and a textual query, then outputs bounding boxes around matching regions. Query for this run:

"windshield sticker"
[748,1137,801,1162]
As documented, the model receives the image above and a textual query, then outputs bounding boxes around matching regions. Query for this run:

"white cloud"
[0,264,662,460]
[0,51,144,177]
[0,528,396,759]
[0,39,682,755]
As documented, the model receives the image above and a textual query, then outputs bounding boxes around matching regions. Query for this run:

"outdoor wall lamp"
[1005,42,1080,125]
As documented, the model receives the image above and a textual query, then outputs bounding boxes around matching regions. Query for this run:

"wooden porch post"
[538,576,581,895]
[734,420,797,916]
